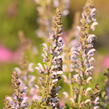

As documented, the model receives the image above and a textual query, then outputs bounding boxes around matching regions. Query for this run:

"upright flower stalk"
[35,8,64,109]
[4,71,29,109]
[4,36,39,109]
[69,0,100,108]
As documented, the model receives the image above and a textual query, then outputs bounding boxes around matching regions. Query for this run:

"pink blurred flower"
[0,45,22,63]
[0,45,14,62]
[59,100,65,108]
[103,56,109,68]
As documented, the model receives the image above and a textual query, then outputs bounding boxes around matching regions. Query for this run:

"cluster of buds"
[52,0,70,16]
[35,8,64,109]
[71,0,97,77]
[34,0,70,39]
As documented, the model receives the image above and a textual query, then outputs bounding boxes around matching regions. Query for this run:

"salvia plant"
[3,0,109,109]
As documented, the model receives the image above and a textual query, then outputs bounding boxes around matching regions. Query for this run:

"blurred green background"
[0,0,109,108]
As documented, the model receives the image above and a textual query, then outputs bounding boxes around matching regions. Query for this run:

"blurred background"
[0,0,109,108]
